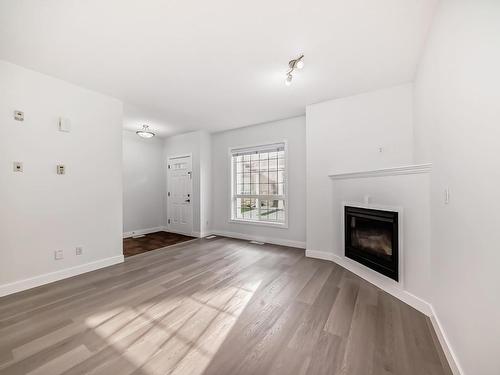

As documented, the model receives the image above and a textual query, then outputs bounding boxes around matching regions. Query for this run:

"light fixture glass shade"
[285,74,293,86]
[136,125,155,138]
[296,59,304,69]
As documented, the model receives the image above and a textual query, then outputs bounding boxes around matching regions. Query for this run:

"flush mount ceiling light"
[136,124,155,138]
[284,54,304,86]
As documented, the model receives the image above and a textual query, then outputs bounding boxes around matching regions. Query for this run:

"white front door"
[167,155,193,235]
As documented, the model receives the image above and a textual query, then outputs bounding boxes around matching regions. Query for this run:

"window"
[230,142,287,226]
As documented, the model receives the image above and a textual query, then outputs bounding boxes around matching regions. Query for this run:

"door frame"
[166,153,194,236]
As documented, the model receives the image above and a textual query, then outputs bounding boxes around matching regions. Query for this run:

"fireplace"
[344,206,399,281]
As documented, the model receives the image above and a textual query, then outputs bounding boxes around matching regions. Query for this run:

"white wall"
[306,84,414,254]
[414,1,500,374]
[211,116,306,248]
[0,61,123,295]
[163,130,211,236]
[123,130,166,235]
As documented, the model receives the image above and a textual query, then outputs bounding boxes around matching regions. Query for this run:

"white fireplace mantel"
[328,163,432,180]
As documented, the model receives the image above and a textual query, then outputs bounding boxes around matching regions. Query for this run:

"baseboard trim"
[429,306,465,375]
[160,226,200,238]
[306,249,431,315]
[211,230,305,249]
[0,255,124,297]
[123,226,163,238]
[305,249,462,375]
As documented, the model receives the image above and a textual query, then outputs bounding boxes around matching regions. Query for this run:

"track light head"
[285,54,304,86]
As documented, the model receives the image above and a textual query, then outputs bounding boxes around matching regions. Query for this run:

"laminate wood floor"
[123,231,195,257]
[0,237,452,375]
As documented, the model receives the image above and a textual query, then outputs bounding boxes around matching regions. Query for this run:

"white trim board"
[306,249,431,315]
[159,226,200,238]
[211,230,305,249]
[306,249,462,375]
[429,306,465,375]
[0,255,124,297]
[329,163,432,180]
[123,226,163,239]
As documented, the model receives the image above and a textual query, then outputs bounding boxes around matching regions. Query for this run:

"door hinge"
[168,192,170,197]
[168,219,171,224]
[188,171,192,179]
[168,164,171,169]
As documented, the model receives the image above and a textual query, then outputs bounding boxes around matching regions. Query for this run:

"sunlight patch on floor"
[84,278,262,375]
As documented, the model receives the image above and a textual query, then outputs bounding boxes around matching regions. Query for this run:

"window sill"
[229,218,288,229]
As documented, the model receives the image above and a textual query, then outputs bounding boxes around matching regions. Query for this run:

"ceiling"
[0,0,436,137]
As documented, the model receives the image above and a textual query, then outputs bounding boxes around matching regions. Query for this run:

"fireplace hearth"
[344,206,399,281]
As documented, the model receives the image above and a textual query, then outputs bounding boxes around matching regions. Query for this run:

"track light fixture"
[284,54,304,86]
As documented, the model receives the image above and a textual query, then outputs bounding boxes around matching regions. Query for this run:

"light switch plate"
[56,165,65,175]
[58,117,71,132]
[76,247,83,256]
[444,188,450,204]
[13,162,23,172]
[54,250,64,260]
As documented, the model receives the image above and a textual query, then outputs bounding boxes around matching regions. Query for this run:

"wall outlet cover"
[14,110,24,121]
[54,250,64,260]
[13,162,23,172]
[76,247,83,256]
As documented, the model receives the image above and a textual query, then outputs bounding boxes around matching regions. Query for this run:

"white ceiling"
[0,0,436,137]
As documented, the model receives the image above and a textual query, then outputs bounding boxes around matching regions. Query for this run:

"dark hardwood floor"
[123,231,195,257]
[0,237,452,375]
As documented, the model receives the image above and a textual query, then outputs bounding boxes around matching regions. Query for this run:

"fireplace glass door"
[345,206,399,281]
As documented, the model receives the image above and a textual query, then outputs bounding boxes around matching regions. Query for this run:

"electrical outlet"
[13,162,23,172]
[76,247,83,256]
[54,250,64,260]
[14,110,24,121]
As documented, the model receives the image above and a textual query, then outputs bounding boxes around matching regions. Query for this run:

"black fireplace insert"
[344,206,399,281]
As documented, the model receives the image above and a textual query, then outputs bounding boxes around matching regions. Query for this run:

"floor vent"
[206,235,217,239]
[249,240,265,245]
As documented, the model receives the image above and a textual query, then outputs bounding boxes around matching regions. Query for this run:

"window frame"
[228,141,289,228]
